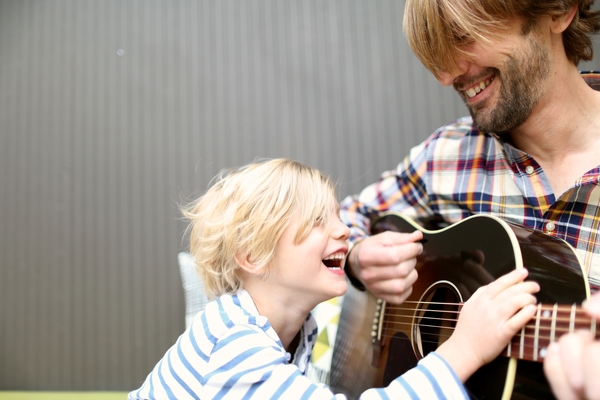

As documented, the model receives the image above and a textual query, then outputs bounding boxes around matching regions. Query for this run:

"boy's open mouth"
[323,252,345,270]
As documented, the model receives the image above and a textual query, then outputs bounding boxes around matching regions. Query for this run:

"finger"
[484,268,530,298]
[378,285,414,305]
[559,332,592,394]
[544,342,578,400]
[374,230,424,247]
[583,291,600,317]
[361,246,420,276]
[369,268,419,303]
[503,303,536,335]
[497,281,540,302]
[583,341,600,399]
[466,284,487,302]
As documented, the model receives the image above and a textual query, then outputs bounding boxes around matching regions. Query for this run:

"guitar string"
[379,308,596,329]
[382,301,595,325]
[375,319,597,342]
[374,314,599,347]
[369,332,557,358]
[375,301,597,344]
[381,308,595,327]
[385,300,588,312]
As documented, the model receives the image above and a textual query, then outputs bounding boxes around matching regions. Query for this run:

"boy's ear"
[234,253,264,275]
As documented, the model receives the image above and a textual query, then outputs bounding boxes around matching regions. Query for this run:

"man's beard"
[457,32,550,135]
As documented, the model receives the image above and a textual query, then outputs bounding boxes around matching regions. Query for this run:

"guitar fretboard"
[506,303,598,362]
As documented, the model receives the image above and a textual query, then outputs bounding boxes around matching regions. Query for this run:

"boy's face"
[269,211,350,307]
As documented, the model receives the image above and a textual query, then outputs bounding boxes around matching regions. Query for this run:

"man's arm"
[543,292,600,399]
[339,142,431,304]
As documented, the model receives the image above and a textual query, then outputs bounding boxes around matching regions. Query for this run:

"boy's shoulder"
[197,290,279,344]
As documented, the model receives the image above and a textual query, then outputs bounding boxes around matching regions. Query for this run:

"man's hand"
[544,292,600,400]
[347,230,423,304]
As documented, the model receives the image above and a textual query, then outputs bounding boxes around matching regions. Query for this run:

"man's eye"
[453,33,473,46]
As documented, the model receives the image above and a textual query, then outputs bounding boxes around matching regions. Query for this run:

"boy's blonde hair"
[182,159,338,300]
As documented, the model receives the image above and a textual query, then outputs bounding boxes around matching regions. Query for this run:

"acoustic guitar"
[330,212,597,399]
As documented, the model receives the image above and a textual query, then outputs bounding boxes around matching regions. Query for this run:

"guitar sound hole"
[414,285,460,358]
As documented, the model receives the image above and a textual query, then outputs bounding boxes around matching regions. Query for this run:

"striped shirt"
[128,290,468,399]
[340,110,600,291]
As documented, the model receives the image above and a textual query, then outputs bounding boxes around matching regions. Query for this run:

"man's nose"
[437,70,457,86]
[436,61,469,87]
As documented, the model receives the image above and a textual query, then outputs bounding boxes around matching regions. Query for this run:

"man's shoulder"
[431,116,480,138]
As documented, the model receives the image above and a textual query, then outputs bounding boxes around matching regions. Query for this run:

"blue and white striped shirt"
[128,290,468,399]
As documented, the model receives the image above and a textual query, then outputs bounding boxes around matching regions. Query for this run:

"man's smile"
[463,75,495,98]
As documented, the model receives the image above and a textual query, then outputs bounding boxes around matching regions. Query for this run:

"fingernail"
[526,304,537,313]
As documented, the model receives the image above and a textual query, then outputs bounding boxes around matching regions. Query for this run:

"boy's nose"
[334,219,350,240]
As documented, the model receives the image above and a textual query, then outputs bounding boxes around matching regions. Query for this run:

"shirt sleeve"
[129,322,469,399]
[339,139,433,247]
[200,326,468,400]
[359,352,469,400]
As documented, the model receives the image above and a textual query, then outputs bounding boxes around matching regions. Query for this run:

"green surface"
[0,392,128,400]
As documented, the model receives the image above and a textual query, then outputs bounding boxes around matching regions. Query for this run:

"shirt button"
[546,222,556,232]
[525,166,534,175]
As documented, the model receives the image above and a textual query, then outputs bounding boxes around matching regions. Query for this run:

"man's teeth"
[465,79,492,98]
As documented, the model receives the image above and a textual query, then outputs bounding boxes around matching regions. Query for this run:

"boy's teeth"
[323,252,345,269]
[323,252,344,260]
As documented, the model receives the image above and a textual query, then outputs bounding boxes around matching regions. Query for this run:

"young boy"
[128,158,539,399]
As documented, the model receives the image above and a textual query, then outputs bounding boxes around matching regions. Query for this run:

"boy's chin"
[328,281,348,298]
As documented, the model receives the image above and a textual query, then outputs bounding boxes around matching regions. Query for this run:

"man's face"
[445,22,551,134]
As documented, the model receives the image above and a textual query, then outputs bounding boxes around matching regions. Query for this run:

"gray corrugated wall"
[1,0,599,391]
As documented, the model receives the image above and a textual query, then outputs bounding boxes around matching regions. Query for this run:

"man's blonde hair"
[403,0,600,79]
[182,159,338,300]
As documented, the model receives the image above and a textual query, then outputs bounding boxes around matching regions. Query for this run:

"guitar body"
[330,213,590,399]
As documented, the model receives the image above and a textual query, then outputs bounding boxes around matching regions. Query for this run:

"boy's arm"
[360,352,468,399]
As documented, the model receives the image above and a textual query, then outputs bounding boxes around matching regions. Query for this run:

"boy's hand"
[436,268,539,382]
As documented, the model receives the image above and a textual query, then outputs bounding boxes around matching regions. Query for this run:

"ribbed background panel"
[1,0,598,390]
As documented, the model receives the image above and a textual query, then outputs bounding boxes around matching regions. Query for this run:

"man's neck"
[508,69,600,161]
[506,69,600,196]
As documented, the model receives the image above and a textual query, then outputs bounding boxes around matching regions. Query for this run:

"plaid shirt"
[340,75,600,291]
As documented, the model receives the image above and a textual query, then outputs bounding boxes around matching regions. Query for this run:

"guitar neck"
[505,303,598,362]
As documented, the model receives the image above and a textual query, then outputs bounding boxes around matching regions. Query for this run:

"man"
[544,291,600,399]
[340,0,600,304]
